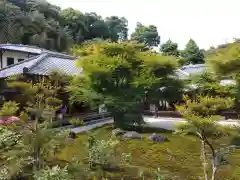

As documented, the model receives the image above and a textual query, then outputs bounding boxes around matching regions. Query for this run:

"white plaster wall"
[1,51,34,68]
[150,104,156,112]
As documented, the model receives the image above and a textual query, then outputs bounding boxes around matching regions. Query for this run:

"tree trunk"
[33,129,41,171]
[211,157,217,180]
[113,111,125,128]
[201,140,208,180]
[203,135,217,180]
[212,160,217,180]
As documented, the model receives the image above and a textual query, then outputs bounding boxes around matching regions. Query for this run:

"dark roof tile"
[0,53,81,78]
[180,64,205,75]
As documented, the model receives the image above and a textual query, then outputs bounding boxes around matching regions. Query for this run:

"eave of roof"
[0,53,81,78]
[0,44,42,54]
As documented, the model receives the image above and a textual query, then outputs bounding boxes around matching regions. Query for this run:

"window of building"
[7,57,14,66]
[18,58,24,62]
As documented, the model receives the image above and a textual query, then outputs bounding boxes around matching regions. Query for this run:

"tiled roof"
[175,69,189,79]
[0,53,82,78]
[0,44,42,54]
[179,64,205,76]
[178,64,236,87]
[0,44,73,58]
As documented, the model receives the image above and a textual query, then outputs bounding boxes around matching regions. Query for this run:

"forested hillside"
[0,0,221,64]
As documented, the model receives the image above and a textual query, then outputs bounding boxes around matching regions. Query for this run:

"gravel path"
[70,116,239,133]
[71,118,113,134]
[144,116,240,131]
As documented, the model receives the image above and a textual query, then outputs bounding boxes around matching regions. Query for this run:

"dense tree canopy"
[207,41,240,76]
[68,41,182,127]
[188,72,237,98]
[131,22,160,48]
[181,39,205,64]
[160,39,180,57]
[0,0,129,52]
[1,0,210,62]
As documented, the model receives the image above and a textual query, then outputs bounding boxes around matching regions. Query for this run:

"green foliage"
[33,166,73,180]
[188,72,237,97]
[207,41,240,113]
[61,126,240,180]
[69,118,84,127]
[87,135,119,168]
[120,152,132,165]
[69,41,181,127]
[155,168,164,180]
[105,16,128,42]
[0,101,19,118]
[131,22,160,48]
[0,1,24,44]
[6,75,64,119]
[176,95,235,138]
[0,77,71,179]
[181,39,205,64]
[0,1,129,51]
[160,39,180,57]
[176,95,239,180]
[207,41,240,76]
[178,95,234,118]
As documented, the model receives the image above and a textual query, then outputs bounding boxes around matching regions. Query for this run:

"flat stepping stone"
[148,133,168,143]
[122,131,143,139]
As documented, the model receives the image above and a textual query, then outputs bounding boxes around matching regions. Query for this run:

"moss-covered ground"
[60,125,240,180]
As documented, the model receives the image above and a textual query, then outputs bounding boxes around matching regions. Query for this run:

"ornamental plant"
[176,95,239,180]
[0,74,70,179]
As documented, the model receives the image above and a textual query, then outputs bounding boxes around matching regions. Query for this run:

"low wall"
[52,112,112,128]
[144,110,182,118]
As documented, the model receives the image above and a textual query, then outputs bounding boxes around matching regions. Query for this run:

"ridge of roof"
[24,53,49,73]
[43,51,75,59]
[0,43,75,58]
[0,43,42,49]
[22,53,75,73]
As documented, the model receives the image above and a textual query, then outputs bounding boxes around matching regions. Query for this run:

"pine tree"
[176,95,240,180]
[160,39,179,57]
[182,39,204,64]
[0,75,71,179]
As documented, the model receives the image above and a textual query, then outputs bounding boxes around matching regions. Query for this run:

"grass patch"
[60,125,240,180]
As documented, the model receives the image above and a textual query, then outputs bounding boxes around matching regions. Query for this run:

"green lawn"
[60,125,240,180]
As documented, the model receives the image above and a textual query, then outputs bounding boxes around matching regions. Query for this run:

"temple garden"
[0,41,240,180]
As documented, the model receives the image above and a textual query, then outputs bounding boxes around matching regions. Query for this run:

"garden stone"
[69,132,77,139]
[112,128,126,136]
[148,133,168,143]
[123,131,143,139]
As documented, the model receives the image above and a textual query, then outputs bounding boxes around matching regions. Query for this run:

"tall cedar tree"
[131,22,160,49]
[160,39,180,57]
[182,39,205,64]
